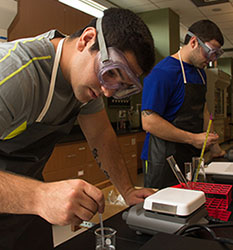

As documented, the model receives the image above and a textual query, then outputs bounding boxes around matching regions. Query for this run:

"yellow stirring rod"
[193,114,213,182]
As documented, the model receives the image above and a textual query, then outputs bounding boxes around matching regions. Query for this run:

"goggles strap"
[96,17,109,63]
[187,31,195,38]
[187,31,205,49]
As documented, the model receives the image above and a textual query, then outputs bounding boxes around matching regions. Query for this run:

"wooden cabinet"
[9,0,92,41]
[118,134,138,185]
[43,141,107,184]
[43,142,90,182]
[43,133,141,185]
[136,132,146,171]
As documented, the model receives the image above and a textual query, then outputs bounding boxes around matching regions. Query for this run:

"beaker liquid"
[95,227,116,250]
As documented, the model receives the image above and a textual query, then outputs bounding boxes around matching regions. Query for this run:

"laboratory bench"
[54,156,233,250]
[55,200,233,250]
[55,209,151,250]
[50,130,233,249]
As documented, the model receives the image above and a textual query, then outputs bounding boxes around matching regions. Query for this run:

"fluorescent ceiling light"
[58,0,107,17]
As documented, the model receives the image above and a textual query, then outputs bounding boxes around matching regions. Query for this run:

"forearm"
[142,111,194,144]
[0,170,105,225]
[78,110,134,198]
[78,110,156,206]
[0,170,41,215]
[88,126,134,198]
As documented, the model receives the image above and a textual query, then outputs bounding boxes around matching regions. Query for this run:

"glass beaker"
[192,157,205,182]
[95,227,116,250]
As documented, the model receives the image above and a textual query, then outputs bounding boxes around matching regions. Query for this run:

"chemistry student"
[0,8,155,249]
[141,19,225,189]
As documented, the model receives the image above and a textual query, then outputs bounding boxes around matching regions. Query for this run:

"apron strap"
[178,50,206,85]
[36,38,65,122]
[178,50,187,84]
[197,68,206,85]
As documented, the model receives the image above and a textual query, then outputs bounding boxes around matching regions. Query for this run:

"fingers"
[194,132,219,149]
[82,182,105,214]
[73,201,97,221]
[208,132,219,140]
[68,180,104,221]
[38,179,105,226]
[206,133,219,146]
[70,215,83,228]
[124,188,155,206]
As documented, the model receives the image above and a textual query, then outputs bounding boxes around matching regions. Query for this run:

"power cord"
[207,216,233,225]
[176,224,216,239]
[175,222,233,246]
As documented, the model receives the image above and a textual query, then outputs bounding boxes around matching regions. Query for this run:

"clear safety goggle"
[187,31,224,61]
[95,18,142,99]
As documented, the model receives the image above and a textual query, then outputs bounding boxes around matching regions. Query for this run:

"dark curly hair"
[70,8,155,76]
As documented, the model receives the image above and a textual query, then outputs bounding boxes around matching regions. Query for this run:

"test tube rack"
[172,182,232,221]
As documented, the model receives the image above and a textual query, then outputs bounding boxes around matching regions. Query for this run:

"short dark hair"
[184,19,224,46]
[70,8,155,76]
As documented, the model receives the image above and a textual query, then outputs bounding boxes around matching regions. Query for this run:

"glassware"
[95,227,116,250]
[192,157,206,182]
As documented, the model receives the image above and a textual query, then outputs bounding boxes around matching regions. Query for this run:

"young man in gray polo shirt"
[0,7,155,249]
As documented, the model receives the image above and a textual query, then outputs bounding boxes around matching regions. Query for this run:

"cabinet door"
[118,135,137,153]
[43,133,142,184]
[43,142,87,173]
[86,162,107,184]
[123,152,137,185]
[43,164,89,182]
[136,132,146,170]
[43,142,88,181]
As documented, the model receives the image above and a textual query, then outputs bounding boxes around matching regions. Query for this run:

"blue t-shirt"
[141,56,206,160]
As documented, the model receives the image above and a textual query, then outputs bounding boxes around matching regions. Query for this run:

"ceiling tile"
[149,0,172,3]
[198,2,233,16]
[179,9,204,20]
[131,3,159,13]
[180,15,205,28]
[155,0,196,9]
[105,0,130,8]
[109,0,152,8]
[217,21,233,29]
[155,0,204,24]
[225,34,233,42]
[219,25,233,35]
[100,0,233,53]
[209,12,233,23]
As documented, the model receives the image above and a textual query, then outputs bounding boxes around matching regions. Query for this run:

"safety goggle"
[187,31,224,61]
[95,17,142,99]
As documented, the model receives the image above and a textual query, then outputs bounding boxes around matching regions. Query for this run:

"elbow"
[142,119,150,132]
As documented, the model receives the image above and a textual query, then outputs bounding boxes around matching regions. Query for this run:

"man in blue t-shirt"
[141,20,226,189]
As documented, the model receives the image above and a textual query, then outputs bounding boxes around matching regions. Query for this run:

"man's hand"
[209,143,226,159]
[123,187,155,206]
[191,132,219,149]
[36,179,105,226]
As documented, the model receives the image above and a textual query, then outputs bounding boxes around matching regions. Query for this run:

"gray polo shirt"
[0,30,104,140]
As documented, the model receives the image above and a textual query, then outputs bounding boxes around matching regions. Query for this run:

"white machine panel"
[143,187,206,216]
[206,162,233,176]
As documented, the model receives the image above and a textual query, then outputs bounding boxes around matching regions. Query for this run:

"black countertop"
[55,157,233,250]
[55,208,152,250]
[55,205,233,250]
